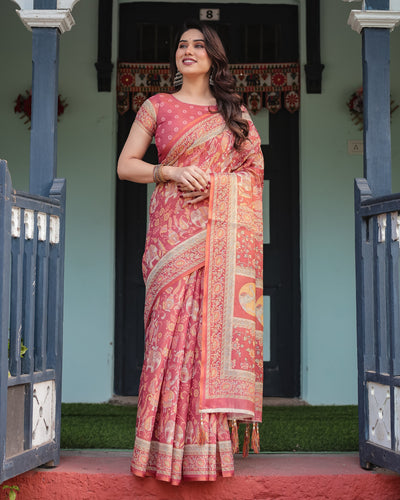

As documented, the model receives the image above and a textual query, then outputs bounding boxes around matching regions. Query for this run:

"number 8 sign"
[199,8,220,21]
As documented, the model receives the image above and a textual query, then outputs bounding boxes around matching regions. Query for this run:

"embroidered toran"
[117,62,300,115]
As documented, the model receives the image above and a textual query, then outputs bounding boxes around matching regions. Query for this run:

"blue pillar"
[363,0,391,197]
[29,0,60,197]
[365,0,389,9]
[362,27,391,196]
[35,0,57,6]
[30,28,60,197]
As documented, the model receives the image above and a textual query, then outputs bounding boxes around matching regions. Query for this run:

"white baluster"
[37,213,47,241]
[49,215,60,244]
[24,209,34,240]
[11,207,21,238]
[391,212,399,242]
[377,214,387,243]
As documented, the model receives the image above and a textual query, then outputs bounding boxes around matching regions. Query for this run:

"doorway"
[114,2,300,397]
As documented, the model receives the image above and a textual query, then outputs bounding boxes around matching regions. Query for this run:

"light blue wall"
[300,1,362,404]
[1,0,400,404]
[57,0,117,402]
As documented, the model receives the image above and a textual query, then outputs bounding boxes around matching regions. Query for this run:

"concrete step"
[6,450,400,499]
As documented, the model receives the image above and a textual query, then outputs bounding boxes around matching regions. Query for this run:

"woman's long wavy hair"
[171,21,249,150]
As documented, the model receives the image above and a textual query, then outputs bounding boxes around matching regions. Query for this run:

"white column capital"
[348,10,400,33]
[17,9,75,33]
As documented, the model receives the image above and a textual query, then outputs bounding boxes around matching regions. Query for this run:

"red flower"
[23,95,32,116]
[347,88,363,114]
[14,89,67,126]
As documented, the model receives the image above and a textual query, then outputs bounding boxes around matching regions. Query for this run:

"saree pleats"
[131,268,234,485]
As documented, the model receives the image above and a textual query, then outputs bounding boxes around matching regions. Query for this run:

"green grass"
[61,404,359,452]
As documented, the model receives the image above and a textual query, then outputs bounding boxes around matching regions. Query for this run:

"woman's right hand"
[164,165,210,192]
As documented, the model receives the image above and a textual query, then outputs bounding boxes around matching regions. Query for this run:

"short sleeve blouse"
[134,93,218,163]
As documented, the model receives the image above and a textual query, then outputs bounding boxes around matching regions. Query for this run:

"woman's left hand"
[178,184,210,205]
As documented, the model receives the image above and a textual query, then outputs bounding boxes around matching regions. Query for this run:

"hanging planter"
[347,87,398,131]
[14,90,68,127]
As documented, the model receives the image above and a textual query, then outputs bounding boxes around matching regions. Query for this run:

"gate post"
[15,0,77,196]
[30,22,60,197]
[362,25,391,196]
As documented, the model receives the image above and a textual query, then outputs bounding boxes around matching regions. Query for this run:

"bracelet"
[153,164,161,183]
[153,164,168,184]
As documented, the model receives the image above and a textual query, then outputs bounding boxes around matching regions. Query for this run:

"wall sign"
[199,9,220,21]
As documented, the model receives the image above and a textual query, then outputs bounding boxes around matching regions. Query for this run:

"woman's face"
[175,29,212,79]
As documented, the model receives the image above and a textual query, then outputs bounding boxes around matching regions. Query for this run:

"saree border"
[144,230,207,326]
[200,168,263,421]
[131,436,234,484]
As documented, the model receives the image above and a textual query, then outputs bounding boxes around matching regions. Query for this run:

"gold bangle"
[153,164,161,184]
[153,164,168,184]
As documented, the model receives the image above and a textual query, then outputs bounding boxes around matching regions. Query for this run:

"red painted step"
[5,451,400,499]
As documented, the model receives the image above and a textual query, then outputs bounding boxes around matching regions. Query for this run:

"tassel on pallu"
[251,422,260,454]
[242,424,250,458]
[230,419,239,454]
[229,420,260,456]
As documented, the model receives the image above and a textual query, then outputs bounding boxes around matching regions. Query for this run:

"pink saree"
[130,94,264,485]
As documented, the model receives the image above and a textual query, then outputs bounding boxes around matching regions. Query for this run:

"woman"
[118,21,264,485]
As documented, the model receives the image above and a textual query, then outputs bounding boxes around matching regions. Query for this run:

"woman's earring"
[173,71,183,87]
[209,69,215,87]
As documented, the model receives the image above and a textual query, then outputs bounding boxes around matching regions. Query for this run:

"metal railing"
[0,159,66,483]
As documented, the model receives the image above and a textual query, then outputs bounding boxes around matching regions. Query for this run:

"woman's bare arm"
[118,121,210,192]
[117,122,155,183]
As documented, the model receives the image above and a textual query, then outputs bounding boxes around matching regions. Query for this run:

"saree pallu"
[131,94,264,485]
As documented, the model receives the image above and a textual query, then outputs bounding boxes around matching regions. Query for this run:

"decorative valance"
[117,62,300,115]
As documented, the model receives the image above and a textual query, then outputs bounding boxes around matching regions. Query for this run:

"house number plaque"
[199,8,220,21]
